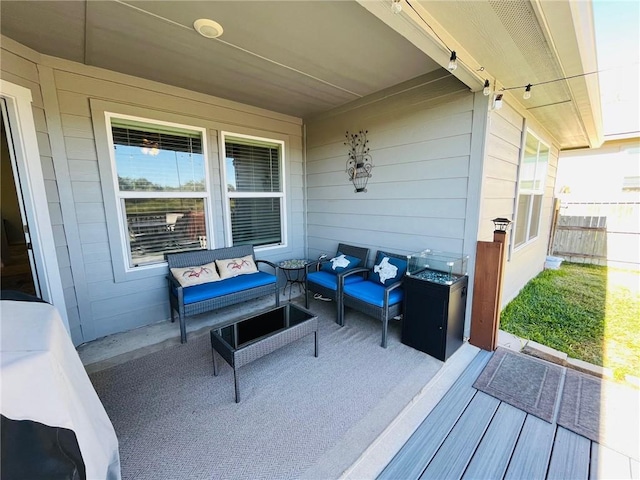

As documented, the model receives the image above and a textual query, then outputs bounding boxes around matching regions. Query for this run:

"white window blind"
[224,135,284,247]
[110,116,209,267]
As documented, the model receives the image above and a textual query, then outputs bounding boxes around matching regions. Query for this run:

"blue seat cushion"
[344,281,404,308]
[307,270,364,291]
[180,271,276,305]
[369,251,407,287]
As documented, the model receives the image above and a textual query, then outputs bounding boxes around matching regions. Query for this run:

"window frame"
[104,112,213,274]
[512,129,549,251]
[220,131,287,250]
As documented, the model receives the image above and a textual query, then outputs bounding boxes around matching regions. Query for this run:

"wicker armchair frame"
[340,251,407,348]
[167,245,279,343]
[304,243,370,322]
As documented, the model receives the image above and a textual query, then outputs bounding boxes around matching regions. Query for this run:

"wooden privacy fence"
[550,201,640,267]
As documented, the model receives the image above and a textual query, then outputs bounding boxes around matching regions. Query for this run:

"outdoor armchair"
[340,251,408,348]
[305,243,370,323]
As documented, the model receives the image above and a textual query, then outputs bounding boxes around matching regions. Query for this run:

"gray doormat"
[557,369,640,460]
[473,347,563,423]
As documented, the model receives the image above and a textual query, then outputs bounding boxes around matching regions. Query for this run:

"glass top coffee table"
[210,303,318,402]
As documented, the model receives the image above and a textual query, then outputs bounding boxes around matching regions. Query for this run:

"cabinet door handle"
[461,287,467,297]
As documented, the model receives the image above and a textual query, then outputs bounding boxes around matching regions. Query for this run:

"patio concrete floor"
[77,288,483,477]
[78,289,638,479]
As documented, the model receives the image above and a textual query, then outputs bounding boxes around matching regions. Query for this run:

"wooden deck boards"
[547,427,591,480]
[377,350,638,480]
[504,415,556,480]
[462,403,526,480]
[377,349,491,480]
[420,392,500,479]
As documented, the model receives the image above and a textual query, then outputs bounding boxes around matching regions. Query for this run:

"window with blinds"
[109,116,209,268]
[224,134,284,247]
[514,131,549,249]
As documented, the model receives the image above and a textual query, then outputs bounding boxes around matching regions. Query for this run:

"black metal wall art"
[345,130,372,193]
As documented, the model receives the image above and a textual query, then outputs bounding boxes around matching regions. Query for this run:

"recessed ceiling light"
[193,19,223,39]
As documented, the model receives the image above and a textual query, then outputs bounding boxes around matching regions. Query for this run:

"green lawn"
[500,262,640,381]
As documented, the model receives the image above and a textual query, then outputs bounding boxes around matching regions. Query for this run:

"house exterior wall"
[305,71,487,335]
[1,38,305,345]
[305,71,477,259]
[0,43,81,341]
[2,34,561,345]
[479,102,560,305]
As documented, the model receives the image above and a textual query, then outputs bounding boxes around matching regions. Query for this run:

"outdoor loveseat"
[167,245,279,343]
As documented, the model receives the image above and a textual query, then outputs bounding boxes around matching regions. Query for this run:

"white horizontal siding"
[92,304,169,339]
[60,113,94,139]
[480,102,560,305]
[308,198,468,218]
[81,242,111,265]
[1,45,81,341]
[306,71,473,262]
[3,40,305,342]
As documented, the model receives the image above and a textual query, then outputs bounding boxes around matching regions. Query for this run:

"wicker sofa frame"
[304,243,370,323]
[167,245,279,343]
[340,251,407,348]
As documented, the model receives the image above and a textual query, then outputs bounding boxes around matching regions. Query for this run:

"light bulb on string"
[493,93,503,110]
[523,84,532,100]
[448,51,458,71]
[391,0,402,14]
[483,79,491,96]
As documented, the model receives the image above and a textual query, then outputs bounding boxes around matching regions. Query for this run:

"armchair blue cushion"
[343,281,404,308]
[307,270,364,291]
[305,243,370,324]
[340,251,408,348]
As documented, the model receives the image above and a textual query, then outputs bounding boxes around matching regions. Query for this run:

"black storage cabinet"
[401,270,468,361]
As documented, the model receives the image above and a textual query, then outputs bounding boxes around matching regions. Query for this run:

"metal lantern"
[492,217,512,232]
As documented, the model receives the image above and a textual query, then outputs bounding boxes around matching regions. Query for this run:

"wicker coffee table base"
[211,311,318,403]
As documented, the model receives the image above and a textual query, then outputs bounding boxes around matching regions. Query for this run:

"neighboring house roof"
[0,0,602,149]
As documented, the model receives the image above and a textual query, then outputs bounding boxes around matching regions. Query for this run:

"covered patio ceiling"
[0,0,602,149]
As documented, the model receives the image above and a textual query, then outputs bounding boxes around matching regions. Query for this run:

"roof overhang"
[1,0,603,149]
[359,0,604,149]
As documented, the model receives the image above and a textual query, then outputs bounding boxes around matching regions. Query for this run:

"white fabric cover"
[0,301,121,480]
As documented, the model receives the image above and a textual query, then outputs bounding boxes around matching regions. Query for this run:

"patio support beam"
[355,0,486,93]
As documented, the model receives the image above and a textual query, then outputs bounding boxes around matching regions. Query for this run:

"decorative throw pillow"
[171,261,220,287]
[216,255,258,279]
[320,252,361,274]
[369,252,407,286]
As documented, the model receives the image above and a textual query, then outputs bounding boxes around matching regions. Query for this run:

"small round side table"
[279,259,312,300]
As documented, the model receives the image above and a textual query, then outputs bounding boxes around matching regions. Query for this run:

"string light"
[403,0,636,100]
[483,79,491,96]
[493,93,504,110]
[448,51,458,71]
[499,64,637,96]
[391,0,402,14]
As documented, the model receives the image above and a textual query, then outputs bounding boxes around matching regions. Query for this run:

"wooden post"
[493,229,507,321]
[469,230,508,351]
